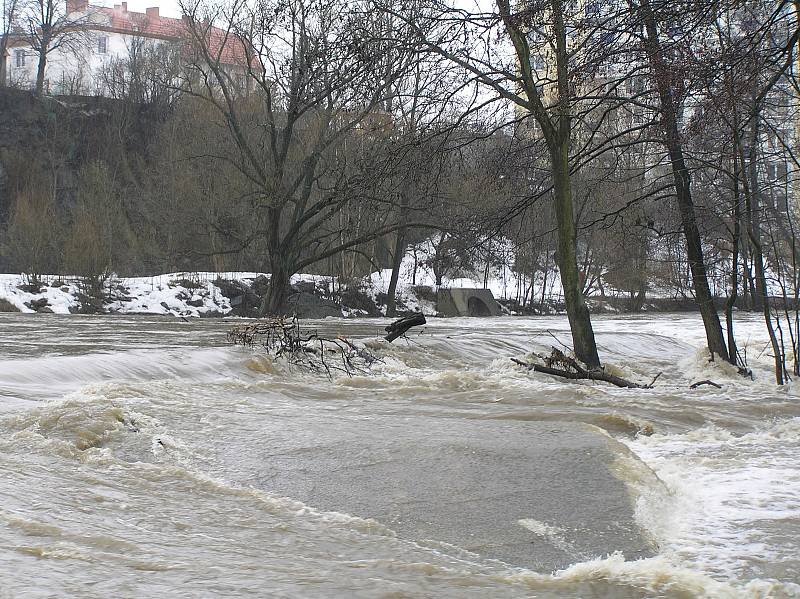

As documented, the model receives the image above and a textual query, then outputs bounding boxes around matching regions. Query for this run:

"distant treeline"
[3,0,799,380]
[0,87,793,316]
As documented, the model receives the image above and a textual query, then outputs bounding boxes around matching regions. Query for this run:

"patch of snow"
[0,275,80,314]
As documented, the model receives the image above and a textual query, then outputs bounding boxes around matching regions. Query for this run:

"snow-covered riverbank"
[0,271,439,318]
[0,273,232,317]
[0,268,770,319]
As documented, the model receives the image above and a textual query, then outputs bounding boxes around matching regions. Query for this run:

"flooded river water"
[0,313,798,598]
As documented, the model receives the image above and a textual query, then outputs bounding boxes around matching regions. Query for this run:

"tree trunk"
[262,258,291,316]
[540,250,549,307]
[1,1,15,89]
[745,118,784,384]
[749,225,783,384]
[411,247,418,286]
[0,46,7,88]
[35,46,48,96]
[551,142,601,369]
[542,0,600,368]
[725,157,741,364]
[741,245,755,310]
[384,312,426,342]
[386,192,410,317]
[725,223,739,360]
[669,143,730,362]
[209,228,227,273]
[640,0,730,363]
[631,284,646,312]
[263,273,290,315]
[385,227,406,317]
[743,134,764,313]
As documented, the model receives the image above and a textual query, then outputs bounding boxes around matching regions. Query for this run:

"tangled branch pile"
[228,317,380,377]
[512,347,660,389]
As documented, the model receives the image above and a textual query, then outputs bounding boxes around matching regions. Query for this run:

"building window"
[767,163,777,181]
[234,73,245,93]
[628,76,644,95]
[97,36,108,54]
[14,49,25,68]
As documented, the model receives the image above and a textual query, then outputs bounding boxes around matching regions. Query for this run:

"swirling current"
[1,313,799,598]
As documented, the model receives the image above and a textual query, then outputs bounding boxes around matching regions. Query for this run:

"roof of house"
[2,3,251,67]
[96,6,185,39]
[84,2,250,66]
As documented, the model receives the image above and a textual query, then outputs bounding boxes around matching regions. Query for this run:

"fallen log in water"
[511,348,660,389]
[384,312,426,342]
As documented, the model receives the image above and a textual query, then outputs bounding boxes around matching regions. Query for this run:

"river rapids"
[0,313,798,598]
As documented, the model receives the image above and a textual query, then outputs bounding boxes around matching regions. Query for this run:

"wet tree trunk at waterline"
[551,145,601,370]
[640,0,730,364]
[386,227,407,317]
[725,154,742,363]
[673,161,731,363]
[386,191,410,318]
[261,268,291,316]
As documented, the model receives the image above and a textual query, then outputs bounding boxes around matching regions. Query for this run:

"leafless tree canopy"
[1,0,799,380]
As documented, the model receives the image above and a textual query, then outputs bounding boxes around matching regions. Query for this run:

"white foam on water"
[546,552,797,599]
[517,518,564,538]
[517,519,578,555]
[0,346,243,404]
[626,418,800,588]
[0,313,798,597]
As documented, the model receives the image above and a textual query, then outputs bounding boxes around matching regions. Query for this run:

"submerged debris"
[512,347,661,389]
[228,316,380,377]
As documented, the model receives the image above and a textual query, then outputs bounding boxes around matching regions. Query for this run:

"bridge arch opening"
[467,296,491,317]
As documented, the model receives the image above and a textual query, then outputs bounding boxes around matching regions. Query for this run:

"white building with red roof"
[3,0,248,96]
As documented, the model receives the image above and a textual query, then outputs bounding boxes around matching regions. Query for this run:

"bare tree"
[383,59,450,316]
[0,0,20,87]
[178,0,429,314]
[714,1,797,382]
[668,0,799,381]
[98,34,182,107]
[380,0,652,368]
[633,0,735,363]
[21,0,90,95]
[2,176,64,282]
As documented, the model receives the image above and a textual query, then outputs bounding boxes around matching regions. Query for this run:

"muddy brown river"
[0,313,798,598]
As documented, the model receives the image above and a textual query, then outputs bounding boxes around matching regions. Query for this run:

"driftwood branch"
[384,313,426,342]
[689,379,722,389]
[647,372,663,387]
[511,348,660,389]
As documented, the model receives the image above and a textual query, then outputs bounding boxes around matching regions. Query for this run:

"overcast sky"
[92,0,489,21]
[95,0,184,18]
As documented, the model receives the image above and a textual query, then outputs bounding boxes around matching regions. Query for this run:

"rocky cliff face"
[0,89,167,272]
[0,90,42,227]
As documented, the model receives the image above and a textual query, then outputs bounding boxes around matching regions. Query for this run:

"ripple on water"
[0,313,798,597]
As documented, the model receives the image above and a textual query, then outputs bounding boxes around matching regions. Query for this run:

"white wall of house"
[4,29,167,95]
